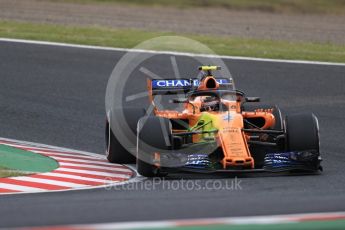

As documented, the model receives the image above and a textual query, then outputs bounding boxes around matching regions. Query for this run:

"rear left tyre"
[106,107,146,164]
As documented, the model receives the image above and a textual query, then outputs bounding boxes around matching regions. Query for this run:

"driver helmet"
[200,95,219,111]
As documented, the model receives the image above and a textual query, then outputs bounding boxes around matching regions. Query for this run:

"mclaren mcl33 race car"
[106,66,322,177]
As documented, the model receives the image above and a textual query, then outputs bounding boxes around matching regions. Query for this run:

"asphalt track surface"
[0,41,345,228]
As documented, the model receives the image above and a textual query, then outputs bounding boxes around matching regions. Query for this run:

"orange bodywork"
[147,77,276,169]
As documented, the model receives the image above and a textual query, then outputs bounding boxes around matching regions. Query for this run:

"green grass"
[0,144,59,178]
[0,167,26,178]
[1,20,344,62]
[51,0,345,14]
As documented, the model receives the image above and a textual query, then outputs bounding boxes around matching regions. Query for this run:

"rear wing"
[148,78,233,96]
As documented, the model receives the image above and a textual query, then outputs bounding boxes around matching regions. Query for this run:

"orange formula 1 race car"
[106,66,322,177]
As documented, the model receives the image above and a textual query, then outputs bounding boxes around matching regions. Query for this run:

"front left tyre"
[285,113,320,152]
[284,113,321,172]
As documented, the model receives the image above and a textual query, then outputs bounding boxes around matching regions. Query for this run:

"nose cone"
[198,76,219,90]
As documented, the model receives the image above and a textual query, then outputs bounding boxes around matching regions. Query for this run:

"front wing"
[157,150,322,174]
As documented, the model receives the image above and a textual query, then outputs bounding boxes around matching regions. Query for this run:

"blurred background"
[0,0,344,62]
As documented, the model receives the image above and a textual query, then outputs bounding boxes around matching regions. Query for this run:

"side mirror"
[245,97,260,102]
[170,98,188,103]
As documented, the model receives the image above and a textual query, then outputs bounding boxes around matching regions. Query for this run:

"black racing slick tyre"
[284,113,321,172]
[106,107,146,164]
[137,116,172,177]
[242,104,283,168]
[285,113,320,152]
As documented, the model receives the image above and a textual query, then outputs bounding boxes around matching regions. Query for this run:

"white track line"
[48,156,107,163]
[57,160,125,168]
[44,154,107,162]
[30,151,101,159]
[0,137,105,158]
[30,149,92,156]
[0,143,73,154]
[51,157,112,166]
[1,38,344,66]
